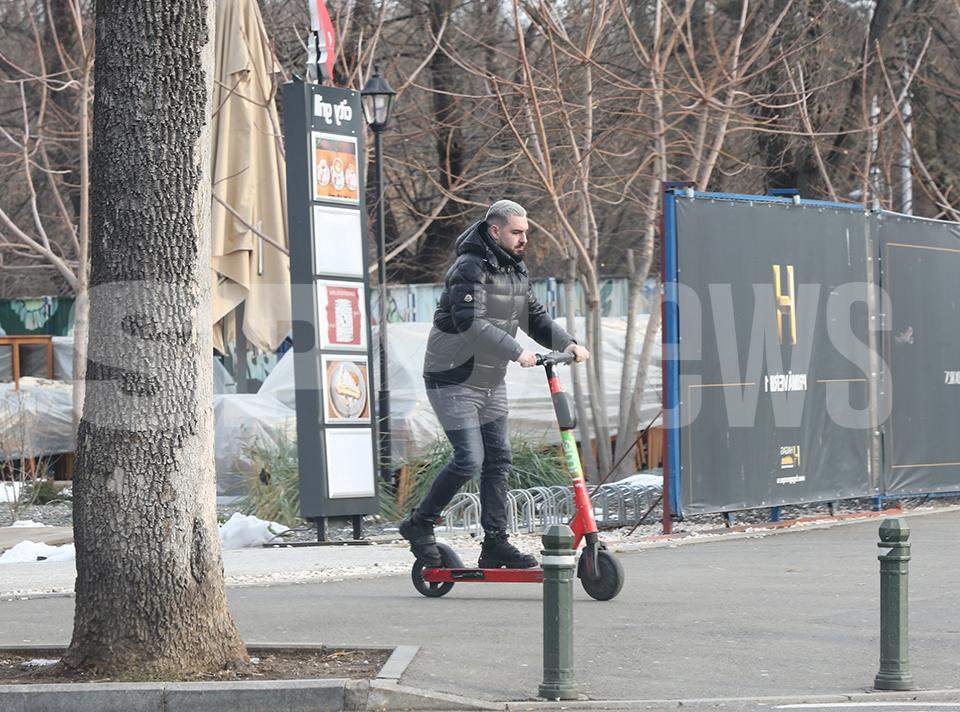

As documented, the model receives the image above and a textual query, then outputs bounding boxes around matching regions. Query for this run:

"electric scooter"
[411,351,625,601]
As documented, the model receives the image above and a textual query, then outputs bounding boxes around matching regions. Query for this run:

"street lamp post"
[361,69,396,483]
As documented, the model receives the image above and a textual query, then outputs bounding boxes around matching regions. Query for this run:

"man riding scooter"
[400,200,590,569]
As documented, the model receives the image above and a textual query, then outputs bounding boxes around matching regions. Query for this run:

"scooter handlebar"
[535,351,576,367]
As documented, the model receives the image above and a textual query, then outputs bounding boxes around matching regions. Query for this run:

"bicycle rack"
[440,475,663,533]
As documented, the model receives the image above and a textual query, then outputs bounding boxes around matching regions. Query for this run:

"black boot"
[399,510,442,567]
[478,530,538,569]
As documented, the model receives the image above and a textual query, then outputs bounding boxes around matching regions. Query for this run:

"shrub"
[22,477,58,505]
[236,429,568,526]
[236,429,302,528]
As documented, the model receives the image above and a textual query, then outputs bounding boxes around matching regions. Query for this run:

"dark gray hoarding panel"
[676,197,874,514]
[877,213,960,495]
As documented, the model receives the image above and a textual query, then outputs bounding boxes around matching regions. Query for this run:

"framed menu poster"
[322,355,371,424]
[316,279,367,351]
[311,132,360,205]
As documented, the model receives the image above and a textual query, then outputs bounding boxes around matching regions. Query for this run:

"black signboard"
[282,80,379,524]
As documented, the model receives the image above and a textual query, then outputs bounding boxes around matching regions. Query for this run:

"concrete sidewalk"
[1,506,939,598]
[1,509,958,703]
[0,526,72,553]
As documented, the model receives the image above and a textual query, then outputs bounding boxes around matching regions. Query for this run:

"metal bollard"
[539,524,578,701]
[874,517,914,690]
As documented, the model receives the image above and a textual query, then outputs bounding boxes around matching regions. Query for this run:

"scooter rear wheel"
[411,542,463,598]
[579,549,625,601]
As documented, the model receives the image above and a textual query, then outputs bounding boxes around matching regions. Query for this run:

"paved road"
[2,511,958,704]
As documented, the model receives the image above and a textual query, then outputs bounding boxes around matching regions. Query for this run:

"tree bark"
[64,0,247,677]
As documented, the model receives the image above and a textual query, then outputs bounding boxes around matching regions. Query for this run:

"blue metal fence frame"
[662,189,682,519]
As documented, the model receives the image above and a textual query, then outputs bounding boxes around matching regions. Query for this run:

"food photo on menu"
[312,132,360,204]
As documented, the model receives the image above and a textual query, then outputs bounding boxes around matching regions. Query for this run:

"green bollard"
[874,517,914,691]
[539,524,578,701]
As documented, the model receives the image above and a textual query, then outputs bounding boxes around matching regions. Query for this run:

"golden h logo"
[772,265,797,345]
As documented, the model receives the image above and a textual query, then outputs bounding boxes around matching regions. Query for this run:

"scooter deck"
[422,567,545,584]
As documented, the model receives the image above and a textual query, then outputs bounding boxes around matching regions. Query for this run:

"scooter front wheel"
[411,542,463,598]
[579,549,625,601]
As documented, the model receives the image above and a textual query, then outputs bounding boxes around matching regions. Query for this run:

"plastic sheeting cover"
[1,319,662,488]
[262,317,662,462]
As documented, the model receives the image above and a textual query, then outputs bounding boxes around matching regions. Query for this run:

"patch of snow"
[218,512,289,549]
[0,482,22,503]
[9,520,52,528]
[610,473,663,489]
[0,540,75,564]
[21,658,59,668]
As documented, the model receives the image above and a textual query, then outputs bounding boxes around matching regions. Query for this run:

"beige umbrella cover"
[211,0,291,354]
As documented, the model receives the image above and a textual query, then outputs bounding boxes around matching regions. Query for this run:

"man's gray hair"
[485,199,527,227]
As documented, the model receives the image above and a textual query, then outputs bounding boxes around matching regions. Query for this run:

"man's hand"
[564,343,590,363]
[517,350,538,368]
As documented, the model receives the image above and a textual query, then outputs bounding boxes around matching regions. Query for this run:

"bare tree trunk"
[615,250,641,462]
[614,252,641,475]
[618,290,661,472]
[72,64,92,431]
[583,281,611,478]
[563,258,596,480]
[65,0,247,677]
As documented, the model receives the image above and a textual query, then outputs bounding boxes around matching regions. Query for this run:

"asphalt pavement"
[2,510,959,705]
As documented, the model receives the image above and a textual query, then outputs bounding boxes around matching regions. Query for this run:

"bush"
[24,478,58,505]
[236,429,568,526]
[236,429,302,528]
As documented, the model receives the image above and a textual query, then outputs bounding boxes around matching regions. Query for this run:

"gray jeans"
[417,381,511,533]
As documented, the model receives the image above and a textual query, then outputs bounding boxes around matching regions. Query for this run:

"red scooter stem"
[544,360,598,549]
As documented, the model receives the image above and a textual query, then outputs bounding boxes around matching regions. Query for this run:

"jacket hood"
[455,220,527,273]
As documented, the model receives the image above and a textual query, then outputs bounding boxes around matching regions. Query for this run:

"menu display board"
[283,81,378,527]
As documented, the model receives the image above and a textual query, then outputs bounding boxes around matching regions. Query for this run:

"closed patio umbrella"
[211,0,291,355]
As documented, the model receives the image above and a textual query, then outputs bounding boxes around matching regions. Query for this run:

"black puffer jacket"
[422,220,575,389]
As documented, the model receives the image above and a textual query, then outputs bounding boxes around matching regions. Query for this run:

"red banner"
[308,0,337,79]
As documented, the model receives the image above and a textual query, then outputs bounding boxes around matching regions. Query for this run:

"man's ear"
[487,222,500,241]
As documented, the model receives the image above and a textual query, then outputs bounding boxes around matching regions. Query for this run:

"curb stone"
[366,680,505,711]
[608,503,960,554]
[0,678,503,712]
[504,688,960,710]
[0,643,468,712]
